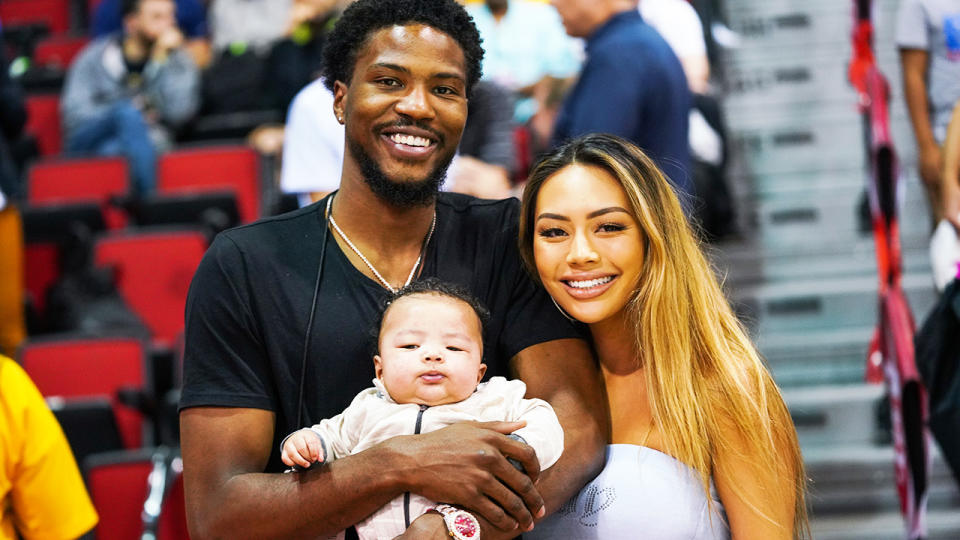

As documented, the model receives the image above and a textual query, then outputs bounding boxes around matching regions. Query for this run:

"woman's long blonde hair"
[519,134,809,537]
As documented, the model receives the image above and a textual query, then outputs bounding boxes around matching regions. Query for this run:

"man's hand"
[380,420,543,534]
[152,27,184,63]
[920,142,944,192]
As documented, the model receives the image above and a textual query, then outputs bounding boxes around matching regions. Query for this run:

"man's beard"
[347,134,452,207]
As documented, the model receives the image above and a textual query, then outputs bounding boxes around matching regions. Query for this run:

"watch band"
[433,504,480,540]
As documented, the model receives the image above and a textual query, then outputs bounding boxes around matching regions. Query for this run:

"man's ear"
[374,355,384,379]
[477,363,487,383]
[333,80,348,124]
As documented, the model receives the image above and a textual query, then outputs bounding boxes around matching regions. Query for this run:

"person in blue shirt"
[550,0,692,206]
[91,0,211,67]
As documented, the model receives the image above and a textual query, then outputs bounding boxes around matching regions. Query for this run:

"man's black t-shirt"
[180,192,583,472]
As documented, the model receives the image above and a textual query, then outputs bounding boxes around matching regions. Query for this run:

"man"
[280,78,516,206]
[896,0,960,224]
[90,0,211,67]
[550,0,692,201]
[61,0,199,195]
[179,1,606,539]
[465,0,581,125]
[1,356,99,540]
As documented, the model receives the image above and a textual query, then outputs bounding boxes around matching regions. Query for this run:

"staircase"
[714,0,960,537]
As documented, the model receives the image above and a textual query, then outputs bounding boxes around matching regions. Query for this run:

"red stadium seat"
[93,230,208,347]
[19,336,148,449]
[25,94,62,157]
[23,242,59,316]
[86,449,189,540]
[85,450,155,540]
[28,157,131,229]
[32,35,89,70]
[0,0,71,34]
[157,145,261,223]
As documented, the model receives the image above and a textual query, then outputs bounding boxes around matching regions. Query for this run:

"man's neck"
[331,170,437,275]
[122,34,150,63]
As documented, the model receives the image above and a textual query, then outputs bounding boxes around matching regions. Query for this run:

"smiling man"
[178,1,606,539]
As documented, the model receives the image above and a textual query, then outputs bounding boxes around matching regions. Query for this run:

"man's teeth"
[567,276,614,289]
[390,134,431,147]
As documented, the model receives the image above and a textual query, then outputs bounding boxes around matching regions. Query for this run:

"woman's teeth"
[567,276,614,289]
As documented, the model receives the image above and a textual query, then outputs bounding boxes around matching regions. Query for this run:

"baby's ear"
[477,363,487,382]
[374,355,384,379]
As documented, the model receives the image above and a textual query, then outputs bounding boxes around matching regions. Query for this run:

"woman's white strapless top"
[527,444,730,539]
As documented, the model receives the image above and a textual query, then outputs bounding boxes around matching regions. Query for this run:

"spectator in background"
[1,355,99,540]
[640,0,733,238]
[0,23,26,357]
[91,0,212,68]
[0,22,27,201]
[0,194,24,359]
[201,0,294,114]
[61,0,200,196]
[897,0,960,225]
[263,0,340,116]
[639,0,709,94]
[550,0,692,205]
[281,79,516,205]
[465,0,581,126]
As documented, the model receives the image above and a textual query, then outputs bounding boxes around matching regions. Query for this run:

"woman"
[520,134,808,539]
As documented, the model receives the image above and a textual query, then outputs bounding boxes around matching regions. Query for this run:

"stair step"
[730,272,938,335]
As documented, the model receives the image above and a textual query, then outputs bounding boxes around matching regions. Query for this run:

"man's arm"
[510,338,607,516]
[901,48,943,214]
[400,338,607,540]
[181,407,551,539]
[941,99,960,230]
[181,407,404,539]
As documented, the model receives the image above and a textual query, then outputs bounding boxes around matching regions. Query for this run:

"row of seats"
[19,333,189,539]
[22,146,260,340]
[7,3,222,538]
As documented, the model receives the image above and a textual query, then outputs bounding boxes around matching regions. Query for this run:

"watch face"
[453,513,479,538]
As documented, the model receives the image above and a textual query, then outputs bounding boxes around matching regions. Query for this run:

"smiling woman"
[518,134,810,539]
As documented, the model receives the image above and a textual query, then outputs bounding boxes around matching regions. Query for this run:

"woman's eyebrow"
[587,207,631,219]
[536,212,570,222]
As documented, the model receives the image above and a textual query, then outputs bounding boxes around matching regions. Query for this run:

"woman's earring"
[550,296,576,323]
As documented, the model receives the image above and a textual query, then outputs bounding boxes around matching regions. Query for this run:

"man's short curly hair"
[321,0,484,97]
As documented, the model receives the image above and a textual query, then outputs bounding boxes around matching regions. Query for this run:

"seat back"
[20,336,147,448]
[85,450,155,540]
[20,202,107,317]
[25,94,62,156]
[50,398,125,467]
[28,157,130,228]
[93,230,208,347]
[158,146,261,223]
[23,242,60,317]
[33,35,89,70]
[0,0,71,33]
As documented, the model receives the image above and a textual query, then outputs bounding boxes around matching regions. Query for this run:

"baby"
[281,278,563,540]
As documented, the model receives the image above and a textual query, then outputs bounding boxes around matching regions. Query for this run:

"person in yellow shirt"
[0,355,98,540]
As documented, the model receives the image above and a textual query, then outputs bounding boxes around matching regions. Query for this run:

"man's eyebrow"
[369,62,410,74]
[368,63,465,83]
[434,72,466,83]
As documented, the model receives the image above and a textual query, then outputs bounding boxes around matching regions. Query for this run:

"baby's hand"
[281,429,325,468]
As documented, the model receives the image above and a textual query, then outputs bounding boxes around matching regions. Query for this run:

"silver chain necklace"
[326,196,436,293]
